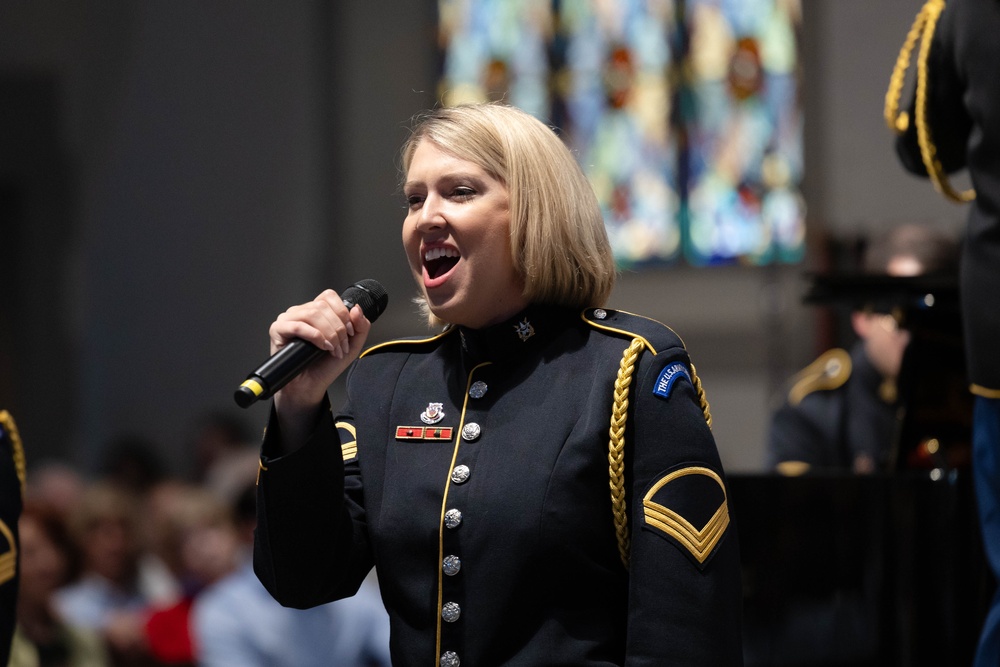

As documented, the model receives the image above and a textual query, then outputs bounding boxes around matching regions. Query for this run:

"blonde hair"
[401,103,615,326]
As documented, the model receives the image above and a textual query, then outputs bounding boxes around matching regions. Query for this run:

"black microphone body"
[234,279,388,408]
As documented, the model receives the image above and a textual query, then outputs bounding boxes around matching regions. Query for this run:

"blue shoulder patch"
[653,361,690,400]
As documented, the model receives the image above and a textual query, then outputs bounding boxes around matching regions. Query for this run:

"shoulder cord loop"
[884,0,974,203]
[607,340,714,569]
[690,362,713,428]
[0,410,26,499]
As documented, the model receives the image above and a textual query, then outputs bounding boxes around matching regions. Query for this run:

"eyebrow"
[403,172,487,191]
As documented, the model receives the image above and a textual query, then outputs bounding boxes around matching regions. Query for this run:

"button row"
[439,377,487,667]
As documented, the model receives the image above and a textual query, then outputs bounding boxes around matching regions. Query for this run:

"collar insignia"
[420,402,445,424]
[513,318,535,342]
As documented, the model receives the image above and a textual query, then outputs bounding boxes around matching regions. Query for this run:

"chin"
[428,305,462,327]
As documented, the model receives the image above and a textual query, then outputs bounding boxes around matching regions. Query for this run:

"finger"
[314,290,353,356]
[269,319,340,357]
[346,304,372,354]
[276,291,350,352]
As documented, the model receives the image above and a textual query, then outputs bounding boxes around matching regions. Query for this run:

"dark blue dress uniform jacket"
[254,305,743,666]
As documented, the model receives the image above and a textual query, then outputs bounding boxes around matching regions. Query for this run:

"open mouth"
[423,246,460,280]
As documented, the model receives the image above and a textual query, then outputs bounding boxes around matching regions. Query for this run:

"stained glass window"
[438,0,805,267]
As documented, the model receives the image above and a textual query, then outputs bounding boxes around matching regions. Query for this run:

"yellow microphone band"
[240,378,265,397]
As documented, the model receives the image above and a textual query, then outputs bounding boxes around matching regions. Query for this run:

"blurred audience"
[24,462,85,522]
[98,437,168,498]
[53,483,172,666]
[139,484,240,666]
[9,501,110,667]
[768,224,959,474]
[16,411,389,667]
[192,483,391,667]
[185,412,256,497]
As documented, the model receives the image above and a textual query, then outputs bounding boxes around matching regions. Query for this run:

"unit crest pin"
[420,402,445,425]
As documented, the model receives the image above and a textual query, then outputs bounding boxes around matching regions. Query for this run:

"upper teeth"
[424,247,459,262]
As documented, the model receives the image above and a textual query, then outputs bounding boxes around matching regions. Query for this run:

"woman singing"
[253,103,743,666]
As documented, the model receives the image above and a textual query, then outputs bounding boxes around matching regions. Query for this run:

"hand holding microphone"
[235,279,388,408]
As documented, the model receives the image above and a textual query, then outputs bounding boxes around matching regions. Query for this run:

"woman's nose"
[415,195,446,232]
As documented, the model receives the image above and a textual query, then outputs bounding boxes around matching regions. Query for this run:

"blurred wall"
[0,0,968,476]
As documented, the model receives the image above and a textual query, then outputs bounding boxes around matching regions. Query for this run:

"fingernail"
[341,341,350,356]
[347,322,355,337]
[333,346,344,359]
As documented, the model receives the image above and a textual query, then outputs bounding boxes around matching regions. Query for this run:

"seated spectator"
[768,224,959,474]
[99,435,168,497]
[9,501,110,667]
[192,483,391,667]
[141,484,241,666]
[24,461,85,522]
[54,482,173,665]
[185,411,256,495]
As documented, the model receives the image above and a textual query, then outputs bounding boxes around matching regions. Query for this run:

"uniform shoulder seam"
[580,308,685,356]
[359,327,456,358]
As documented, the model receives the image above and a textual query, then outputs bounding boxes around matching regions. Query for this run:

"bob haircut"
[401,103,615,324]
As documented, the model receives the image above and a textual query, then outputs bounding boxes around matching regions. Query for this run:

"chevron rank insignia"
[641,465,730,569]
[336,421,358,462]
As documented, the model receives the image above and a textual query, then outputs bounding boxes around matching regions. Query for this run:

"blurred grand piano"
[733,273,991,666]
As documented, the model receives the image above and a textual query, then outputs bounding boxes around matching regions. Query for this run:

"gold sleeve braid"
[884,0,974,203]
[608,340,714,569]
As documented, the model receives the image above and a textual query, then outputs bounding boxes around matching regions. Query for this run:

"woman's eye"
[452,187,475,199]
[405,194,424,209]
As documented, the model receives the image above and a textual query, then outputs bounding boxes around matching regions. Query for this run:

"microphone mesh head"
[343,279,388,322]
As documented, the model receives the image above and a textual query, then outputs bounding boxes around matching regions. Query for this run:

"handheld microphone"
[234,279,388,408]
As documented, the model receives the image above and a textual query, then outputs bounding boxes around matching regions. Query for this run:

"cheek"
[401,220,420,266]
[401,216,412,247]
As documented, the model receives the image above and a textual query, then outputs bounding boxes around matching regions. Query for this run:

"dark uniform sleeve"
[895,0,972,176]
[0,411,25,666]
[253,395,374,609]
[623,347,743,665]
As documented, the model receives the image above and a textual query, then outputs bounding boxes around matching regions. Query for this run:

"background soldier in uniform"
[767,224,958,474]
